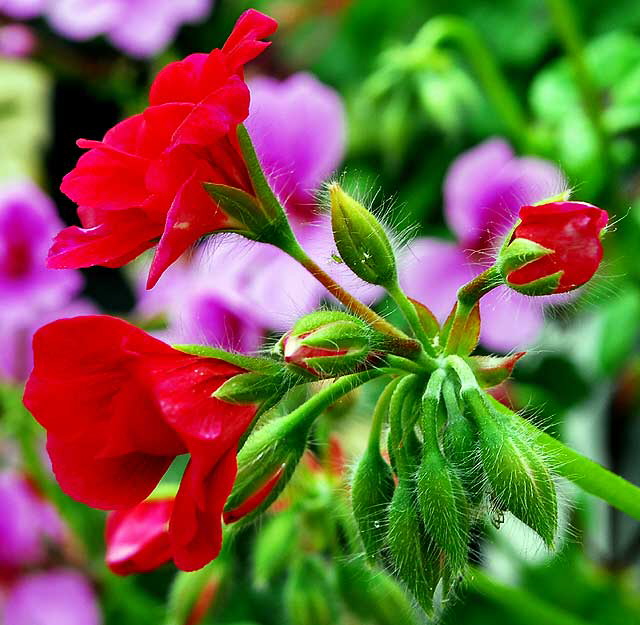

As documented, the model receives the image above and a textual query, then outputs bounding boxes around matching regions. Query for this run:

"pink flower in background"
[0,24,36,57]
[0,471,65,571]
[0,0,213,58]
[0,180,94,381]
[246,73,346,221]
[135,72,375,347]
[2,569,101,625]
[400,139,567,352]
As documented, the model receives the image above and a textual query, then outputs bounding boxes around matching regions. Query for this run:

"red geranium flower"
[23,315,262,571]
[106,498,173,575]
[48,10,278,289]
[507,201,608,294]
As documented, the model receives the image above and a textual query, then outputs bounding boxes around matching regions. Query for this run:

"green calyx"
[495,235,563,296]
[329,183,397,287]
[277,310,383,378]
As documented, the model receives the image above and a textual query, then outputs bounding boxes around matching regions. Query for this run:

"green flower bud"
[416,451,470,576]
[442,409,484,505]
[352,378,397,562]
[442,380,484,504]
[336,557,422,625]
[278,310,378,378]
[330,183,397,287]
[386,479,440,615]
[466,389,557,546]
[224,413,311,526]
[417,371,470,577]
[284,555,340,625]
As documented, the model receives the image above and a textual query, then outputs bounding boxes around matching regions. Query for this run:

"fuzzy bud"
[351,446,396,561]
[329,183,397,287]
[223,413,311,525]
[278,311,377,378]
[497,201,608,295]
[464,388,557,546]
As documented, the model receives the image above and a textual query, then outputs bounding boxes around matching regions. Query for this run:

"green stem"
[544,0,610,172]
[468,567,590,625]
[386,281,435,355]
[388,375,419,476]
[413,16,530,149]
[421,369,446,449]
[286,240,409,340]
[385,354,435,375]
[288,369,387,432]
[367,377,403,455]
[445,267,500,354]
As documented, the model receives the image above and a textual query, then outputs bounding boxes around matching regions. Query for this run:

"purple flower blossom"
[0,471,64,570]
[0,180,93,381]
[136,72,368,346]
[2,569,101,625]
[1,0,213,58]
[0,24,36,58]
[400,139,567,352]
[246,73,346,221]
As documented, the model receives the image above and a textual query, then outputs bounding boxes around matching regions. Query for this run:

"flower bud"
[498,201,608,295]
[416,450,470,576]
[386,480,440,615]
[467,391,557,546]
[278,310,377,378]
[442,409,484,505]
[351,445,396,561]
[329,183,397,287]
[223,413,311,525]
[284,554,340,625]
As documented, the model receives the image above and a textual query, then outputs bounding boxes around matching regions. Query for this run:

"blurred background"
[2,0,640,623]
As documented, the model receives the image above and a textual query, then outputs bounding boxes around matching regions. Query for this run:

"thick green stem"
[287,369,387,432]
[544,0,610,172]
[468,568,590,625]
[413,16,530,150]
[386,281,436,355]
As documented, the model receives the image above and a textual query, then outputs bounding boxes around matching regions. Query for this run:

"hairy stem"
[286,241,409,340]
[387,281,436,355]
[287,369,387,432]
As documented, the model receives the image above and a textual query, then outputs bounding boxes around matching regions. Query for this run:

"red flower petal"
[170,448,237,571]
[221,9,278,72]
[46,435,173,510]
[509,201,608,293]
[106,499,173,575]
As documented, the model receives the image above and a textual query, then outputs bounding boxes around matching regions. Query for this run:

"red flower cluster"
[508,201,608,293]
[48,10,277,288]
[24,316,261,571]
